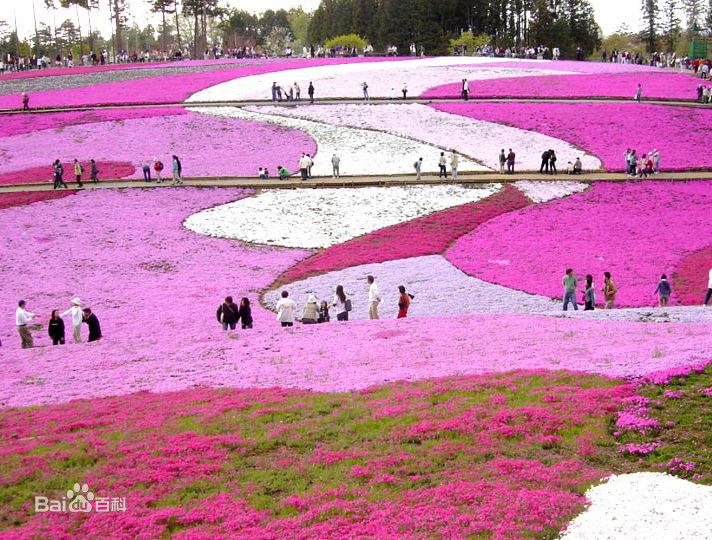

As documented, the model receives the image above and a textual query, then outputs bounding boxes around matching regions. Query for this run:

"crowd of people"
[624,148,660,177]
[13,297,101,349]
[271,81,315,103]
[50,155,183,188]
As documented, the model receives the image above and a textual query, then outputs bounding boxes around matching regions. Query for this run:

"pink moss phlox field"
[445,181,712,307]
[275,184,529,286]
[431,102,712,171]
[672,246,712,305]
[0,190,76,210]
[0,371,633,538]
[454,60,659,74]
[0,161,135,185]
[421,72,700,100]
[0,111,316,178]
[0,57,398,108]
[0,108,187,138]
[638,360,712,386]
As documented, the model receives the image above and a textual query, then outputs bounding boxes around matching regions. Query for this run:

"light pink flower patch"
[0,111,316,178]
[445,181,712,307]
[431,102,712,171]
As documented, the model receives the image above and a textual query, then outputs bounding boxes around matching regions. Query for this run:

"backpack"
[156,161,163,171]
[414,161,419,170]
[344,299,352,312]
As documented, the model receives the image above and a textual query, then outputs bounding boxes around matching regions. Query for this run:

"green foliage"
[324,33,366,49]
[448,31,490,54]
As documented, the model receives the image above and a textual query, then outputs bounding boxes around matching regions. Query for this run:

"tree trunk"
[161,9,166,52]
[174,0,182,52]
[87,7,94,53]
[193,11,199,58]
[75,5,85,60]
[114,0,122,55]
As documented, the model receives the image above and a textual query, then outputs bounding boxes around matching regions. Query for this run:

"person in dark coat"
[82,308,102,342]
[540,149,550,174]
[216,296,240,330]
[48,310,65,345]
[238,297,253,329]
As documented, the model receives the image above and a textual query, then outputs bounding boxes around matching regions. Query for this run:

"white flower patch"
[187,56,576,102]
[184,185,501,249]
[263,255,559,318]
[513,180,590,202]
[560,473,712,540]
[191,106,487,175]
[244,103,602,172]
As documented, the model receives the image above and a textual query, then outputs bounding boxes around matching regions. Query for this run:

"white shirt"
[368,282,380,303]
[450,154,459,167]
[332,155,340,166]
[298,156,309,169]
[16,307,35,326]
[333,294,346,313]
[275,297,297,323]
[61,305,83,327]
[708,268,712,289]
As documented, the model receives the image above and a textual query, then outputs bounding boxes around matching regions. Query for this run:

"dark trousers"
[705,288,712,305]
[300,168,308,181]
[461,90,468,100]
[281,322,293,327]
[54,175,67,189]
[52,336,65,345]
[143,169,151,181]
[540,160,549,173]
[75,174,83,186]
[550,161,557,174]
[584,301,594,311]
[337,312,348,321]
[438,165,447,178]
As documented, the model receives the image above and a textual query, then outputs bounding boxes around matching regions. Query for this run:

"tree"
[681,0,703,28]
[150,0,175,51]
[641,0,659,52]
[706,0,712,33]
[324,33,366,49]
[449,31,490,54]
[660,0,682,50]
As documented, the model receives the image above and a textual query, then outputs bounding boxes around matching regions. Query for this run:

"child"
[583,274,595,311]
[318,301,330,323]
[653,274,671,307]
[238,297,253,329]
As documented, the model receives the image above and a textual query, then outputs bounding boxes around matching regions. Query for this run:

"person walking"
[271,82,278,102]
[61,297,84,343]
[142,163,152,182]
[16,300,38,349]
[90,159,99,183]
[549,149,557,175]
[583,274,595,310]
[238,297,253,329]
[73,158,84,187]
[331,154,340,178]
[506,149,516,173]
[294,82,301,101]
[635,83,642,103]
[654,274,672,307]
[402,82,408,99]
[53,160,67,189]
[703,267,712,306]
[306,154,313,178]
[308,82,314,104]
[652,149,660,173]
[48,310,66,345]
[540,149,550,174]
[602,271,617,309]
[301,294,319,324]
[499,149,506,174]
[461,79,469,100]
[82,308,102,342]
[362,81,369,101]
[276,291,297,327]
[562,268,578,311]
[414,157,423,180]
[332,285,350,321]
[438,152,448,178]
[624,148,632,175]
[154,157,164,183]
[450,152,459,179]
[397,285,414,318]
[172,155,183,185]
[299,153,310,181]
[22,93,30,110]
[367,275,381,320]
[216,296,240,331]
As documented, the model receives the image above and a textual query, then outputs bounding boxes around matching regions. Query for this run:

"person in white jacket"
[450,152,459,179]
[275,291,297,327]
[704,268,712,306]
[61,297,83,343]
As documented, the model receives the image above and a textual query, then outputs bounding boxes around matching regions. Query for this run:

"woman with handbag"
[332,285,350,321]
[397,285,414,319]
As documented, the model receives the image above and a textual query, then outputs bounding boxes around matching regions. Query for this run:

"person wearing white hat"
[61,297,84,343]
[301,294,319,324]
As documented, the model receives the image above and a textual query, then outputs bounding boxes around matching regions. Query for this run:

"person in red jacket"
[397,285,414,319]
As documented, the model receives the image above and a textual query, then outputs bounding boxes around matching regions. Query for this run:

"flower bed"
[430,102,712,171]
[184,184,501,249]
[0,162,135,185]
[422,71,701,100]
[264,255,559,318]
[0,370,633,538]
[672,246,712,305]
[246,104,601,171]
[445,181,712,307]
[193,106,483,175]
[0,190,76,210]
[274,184,528,285]
[0,57,396,109]
[0,111,315,179]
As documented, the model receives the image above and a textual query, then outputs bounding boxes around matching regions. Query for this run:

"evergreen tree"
[660,0,682,50]
[641,0,659,52]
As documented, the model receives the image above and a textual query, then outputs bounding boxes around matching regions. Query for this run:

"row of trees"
[307,0,602,57]
[641,0,712,52]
